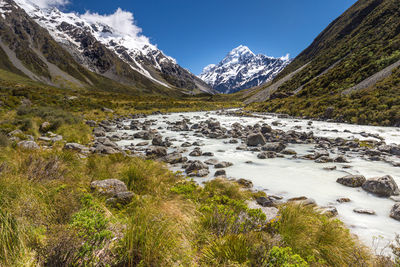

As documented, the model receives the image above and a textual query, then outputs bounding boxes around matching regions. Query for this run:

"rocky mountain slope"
[199,45,290,94]
[245,0,400,126]
[0,0,214,95]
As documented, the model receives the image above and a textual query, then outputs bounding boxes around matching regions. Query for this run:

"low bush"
[267,246,308,267]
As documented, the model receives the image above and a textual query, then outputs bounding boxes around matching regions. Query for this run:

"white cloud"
[81,8,150,42]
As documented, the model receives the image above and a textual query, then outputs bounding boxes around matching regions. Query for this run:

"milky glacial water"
[116,110,400,252]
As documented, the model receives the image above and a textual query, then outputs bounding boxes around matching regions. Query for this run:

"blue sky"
[64,0,357,75]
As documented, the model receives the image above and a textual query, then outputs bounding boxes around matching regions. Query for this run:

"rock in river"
[362,175,400,197]
[336,175,366,188]
[246,132,266,146]
[353,208,376,215]
[390,203,400,221]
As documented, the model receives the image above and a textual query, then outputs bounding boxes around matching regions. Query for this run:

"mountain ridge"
[199,45,290,94]
[245,0,400,126]
[0,0,215,95]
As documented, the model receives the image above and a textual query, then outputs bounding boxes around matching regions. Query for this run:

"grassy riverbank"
[2,145,394,266]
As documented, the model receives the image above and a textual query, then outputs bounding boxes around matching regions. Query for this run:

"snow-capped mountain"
[199,45,290,94]
[11,0,213,94]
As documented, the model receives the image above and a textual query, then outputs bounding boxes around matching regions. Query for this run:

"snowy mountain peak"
[10,0,214,93]
[221,45,255,66]
[199,46,291,94]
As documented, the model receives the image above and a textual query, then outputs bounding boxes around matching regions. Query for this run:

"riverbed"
[114,110,400,252]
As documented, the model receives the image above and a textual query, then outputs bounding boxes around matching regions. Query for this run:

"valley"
[0,0,399,265]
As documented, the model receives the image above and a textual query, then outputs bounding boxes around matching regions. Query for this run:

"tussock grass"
[277,203,372,266]
[117,198,196,266]
[122,158,178,196]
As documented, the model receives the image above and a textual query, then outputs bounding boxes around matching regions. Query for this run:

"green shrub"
[267,246,308,267]
[203,178,250,200]
[67,194,112,265]
[200,195,266,237]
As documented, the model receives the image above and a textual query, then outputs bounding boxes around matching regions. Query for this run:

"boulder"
[256,197,275,207]
[236,178,253,188]
[106,191,135,206]
[164,152,185,164]
[181,142,192,147]
[188,168,209,177]
[281,149,297,155]
[334,155,349,163]
[185,160,208,173]
[93,128,106,137]
[189,147,202,157]
[353,208,375,215]
[257,151,276,159]
[101,107,114,113]
[246,132,266,146]
[40,121,51,132]
[320,206,338,217]
[261,124,272,134]
[146,146,167,157]
[215,161,233,168]
[214,169,226,177]
[204,158,219,165]
[337,197,351,203]
[17,140,39,150]
[262,143,286,152]
[85,120,97,127]
[390,203,400,221]
[93,144,118,154]
[91,179,128,197]
[136,142,149,146]
[65,143,89,154]
[390,196,400,202]
[362,175,400,197]
[336,175,366,188]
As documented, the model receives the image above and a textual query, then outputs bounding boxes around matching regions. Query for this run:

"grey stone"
[362,175,400,197]
[146,146,167,158]
[246,132,266,146]
[336,175,366,188]
[214,169,226,177]
[18,140,39,150]
[236,178,253,188]
[353,208,376,215]
[390,203,400,221]
[91,179,128,197]
[215,161,233,168]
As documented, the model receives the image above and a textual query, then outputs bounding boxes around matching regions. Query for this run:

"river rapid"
[113,109,400,253]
